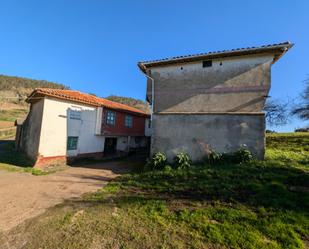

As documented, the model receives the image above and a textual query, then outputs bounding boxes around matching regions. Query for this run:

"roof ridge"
[138,41,293,69]
[29,88,149,116]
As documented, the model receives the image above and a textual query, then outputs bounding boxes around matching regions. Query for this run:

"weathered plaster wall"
[152,114,265,162]
[39,97,105,158]
[19,99,44,161]
[144,118,152,137]
[149,54,274,113]
[116,136,129,151]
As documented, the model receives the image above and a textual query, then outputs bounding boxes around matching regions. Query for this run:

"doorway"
[104,137,117,155]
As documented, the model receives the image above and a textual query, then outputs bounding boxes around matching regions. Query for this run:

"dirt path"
[0,160,135,232]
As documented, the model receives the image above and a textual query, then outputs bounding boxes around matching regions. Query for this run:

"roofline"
[26,89,150,117]
[138,41,294,73]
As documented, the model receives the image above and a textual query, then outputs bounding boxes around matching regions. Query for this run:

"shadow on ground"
[0,140,32,167]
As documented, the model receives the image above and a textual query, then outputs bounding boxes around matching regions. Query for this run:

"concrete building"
[16,88,150,167]
[138,42,293,161]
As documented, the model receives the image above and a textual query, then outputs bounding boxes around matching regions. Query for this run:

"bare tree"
[292,78,309,120]
[264,99,289,126]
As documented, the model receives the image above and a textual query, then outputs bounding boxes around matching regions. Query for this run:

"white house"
[16,88,150,167]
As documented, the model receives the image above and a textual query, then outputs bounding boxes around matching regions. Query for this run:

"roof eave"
[27,90,150,117]
[138,42,294,71]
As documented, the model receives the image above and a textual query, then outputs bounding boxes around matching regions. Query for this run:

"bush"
[232,148,253,163]
[206,148,253,165]
[173,152,191,170]
[207,150,222,165]
[145,152,167,171]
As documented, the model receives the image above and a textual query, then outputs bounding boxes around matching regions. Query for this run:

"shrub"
[207,150,223,165]
[145,152,168,171]
[231,148,253,163]
[173,152,191,169]
[163,165,173,172]
[206,148,253,165]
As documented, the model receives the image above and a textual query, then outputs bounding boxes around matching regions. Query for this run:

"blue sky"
[0,0,308,131]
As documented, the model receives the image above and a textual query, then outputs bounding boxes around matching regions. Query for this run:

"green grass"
[3,133,309,249]
[0,141,53,175]
[0,108,28,122]
[0,127,16,139]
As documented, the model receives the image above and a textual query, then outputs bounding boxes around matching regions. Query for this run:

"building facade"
[138,42,293,161]
[16,88,150,167]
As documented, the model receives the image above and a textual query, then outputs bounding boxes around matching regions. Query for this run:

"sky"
[0,0,308,131]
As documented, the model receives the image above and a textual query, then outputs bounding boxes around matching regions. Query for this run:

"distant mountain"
[105,95,150,114]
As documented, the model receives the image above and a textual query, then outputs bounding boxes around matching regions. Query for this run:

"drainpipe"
[140,68,154,156]
[141,69,155,120]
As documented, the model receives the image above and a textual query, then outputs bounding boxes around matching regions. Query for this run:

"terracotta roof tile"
[27,88,149,117]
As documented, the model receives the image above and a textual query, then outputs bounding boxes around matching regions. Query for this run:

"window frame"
[124,115,133,128]
[106,110,116,126]
[67,136,78,150]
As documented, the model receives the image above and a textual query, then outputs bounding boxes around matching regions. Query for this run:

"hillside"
[0,75,68,109]
[105,95,150,113]
[0,75,150,139]
[0,75,69,138]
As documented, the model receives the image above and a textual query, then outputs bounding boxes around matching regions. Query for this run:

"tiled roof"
[27,88,149,116]
[138,41,294,72]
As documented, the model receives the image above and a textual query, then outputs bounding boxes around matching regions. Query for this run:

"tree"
[292,78,309,120]
[264,99,289,126]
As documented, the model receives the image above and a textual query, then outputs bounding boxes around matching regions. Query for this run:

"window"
[69,110,81,120]
[67,136,78,150]
[106,110,116,125]
[202,60,212,68]
[125,115,133,128]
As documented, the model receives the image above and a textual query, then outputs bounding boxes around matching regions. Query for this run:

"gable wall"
[38,97,105,158]
[150,53,274,113]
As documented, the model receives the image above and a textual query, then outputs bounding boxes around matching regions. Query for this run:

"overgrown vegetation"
[2,133,309,249]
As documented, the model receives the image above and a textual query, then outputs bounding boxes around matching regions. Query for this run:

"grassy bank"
[0,140,55,175]
[0,109,28,122]
[3,133,309,249]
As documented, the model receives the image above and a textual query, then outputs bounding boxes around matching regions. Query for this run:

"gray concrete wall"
[19,99,44,162]
[151,114,265,162]
[149,54,273,113]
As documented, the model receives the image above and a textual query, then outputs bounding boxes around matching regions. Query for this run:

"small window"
[70,110,81,120]
[106,110,116,125]
[203,60,212,68]
[125,115,133,128]
[67,136,78,150]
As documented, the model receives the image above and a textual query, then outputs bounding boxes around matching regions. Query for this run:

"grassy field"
[0,108,28,139]
[0,108,28,122]
[2,133,309,249]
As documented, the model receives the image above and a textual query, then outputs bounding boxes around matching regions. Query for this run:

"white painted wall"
[145,118,152,137]
[38,97,105,157]
[116,136,129,151]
